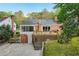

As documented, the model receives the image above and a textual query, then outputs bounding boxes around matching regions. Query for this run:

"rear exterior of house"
[20,19,62,44]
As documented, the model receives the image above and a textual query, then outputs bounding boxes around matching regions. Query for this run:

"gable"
[0,17,10,26]
[0,17,16,26]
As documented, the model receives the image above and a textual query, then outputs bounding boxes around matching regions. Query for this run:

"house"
[20,17,62,44]
[0,15,16,32]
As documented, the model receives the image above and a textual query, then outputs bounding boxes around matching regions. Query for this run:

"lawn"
[43,37,79,56]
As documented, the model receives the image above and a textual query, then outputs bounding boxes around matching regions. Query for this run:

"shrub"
[0,25,13,42]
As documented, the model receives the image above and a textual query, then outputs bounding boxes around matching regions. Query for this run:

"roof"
[22,19,37,25]
[21,19,54,26]
[0,17,8,22]
[0,15,14,22]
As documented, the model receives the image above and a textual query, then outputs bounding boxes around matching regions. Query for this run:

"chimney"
[54,16,58,23]
[36,21,39,32]
[11,15,14,32]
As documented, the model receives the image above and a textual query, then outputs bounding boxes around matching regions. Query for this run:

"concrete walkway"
[0,43,42,56]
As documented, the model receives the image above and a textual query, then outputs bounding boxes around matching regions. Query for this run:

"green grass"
[70,37,79,47]
[43,37,79,56]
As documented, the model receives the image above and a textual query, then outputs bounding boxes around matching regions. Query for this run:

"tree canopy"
[0,11,12,19]
[54,3,79,22]
[27,8,55,20]
[54,3,79,43]
[14,10,26,26]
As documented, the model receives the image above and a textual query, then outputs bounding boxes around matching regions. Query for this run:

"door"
[21,34,28,43]
[27,32,33,44]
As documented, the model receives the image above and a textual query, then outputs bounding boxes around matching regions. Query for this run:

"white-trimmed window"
[21,26,34,32]
[43,26,50,31]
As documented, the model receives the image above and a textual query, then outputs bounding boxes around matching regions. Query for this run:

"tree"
[42,8,50,19]
[58,18,79,43]
[54,3,79,22]
[15,10,25,26]
[0,11,12,19]
[49,11,57,20]
[54,3,79,43]
[27,8,54,20]
[28,12,42,19]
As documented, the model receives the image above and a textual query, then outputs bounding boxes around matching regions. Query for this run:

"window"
[22,26,26,32]
[29,26,34,31]
[43,26,50,31]
[21,26,34,32]
[25,26,29,31]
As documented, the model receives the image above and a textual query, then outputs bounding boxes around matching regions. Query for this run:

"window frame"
[21,25,34,32]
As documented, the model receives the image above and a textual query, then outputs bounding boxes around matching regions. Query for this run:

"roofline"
[20,24,51,26]
[20,25,35,26]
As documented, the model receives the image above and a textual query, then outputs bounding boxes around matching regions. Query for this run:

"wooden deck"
[32,32,58,50]
[32,32,58,42]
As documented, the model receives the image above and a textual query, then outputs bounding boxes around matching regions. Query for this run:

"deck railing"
[33,31,57,35]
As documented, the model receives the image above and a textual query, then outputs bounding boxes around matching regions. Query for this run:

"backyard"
[43,37,79,56]
[0,3,79,56]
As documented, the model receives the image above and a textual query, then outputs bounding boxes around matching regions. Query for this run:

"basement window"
[43,26,50,32]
